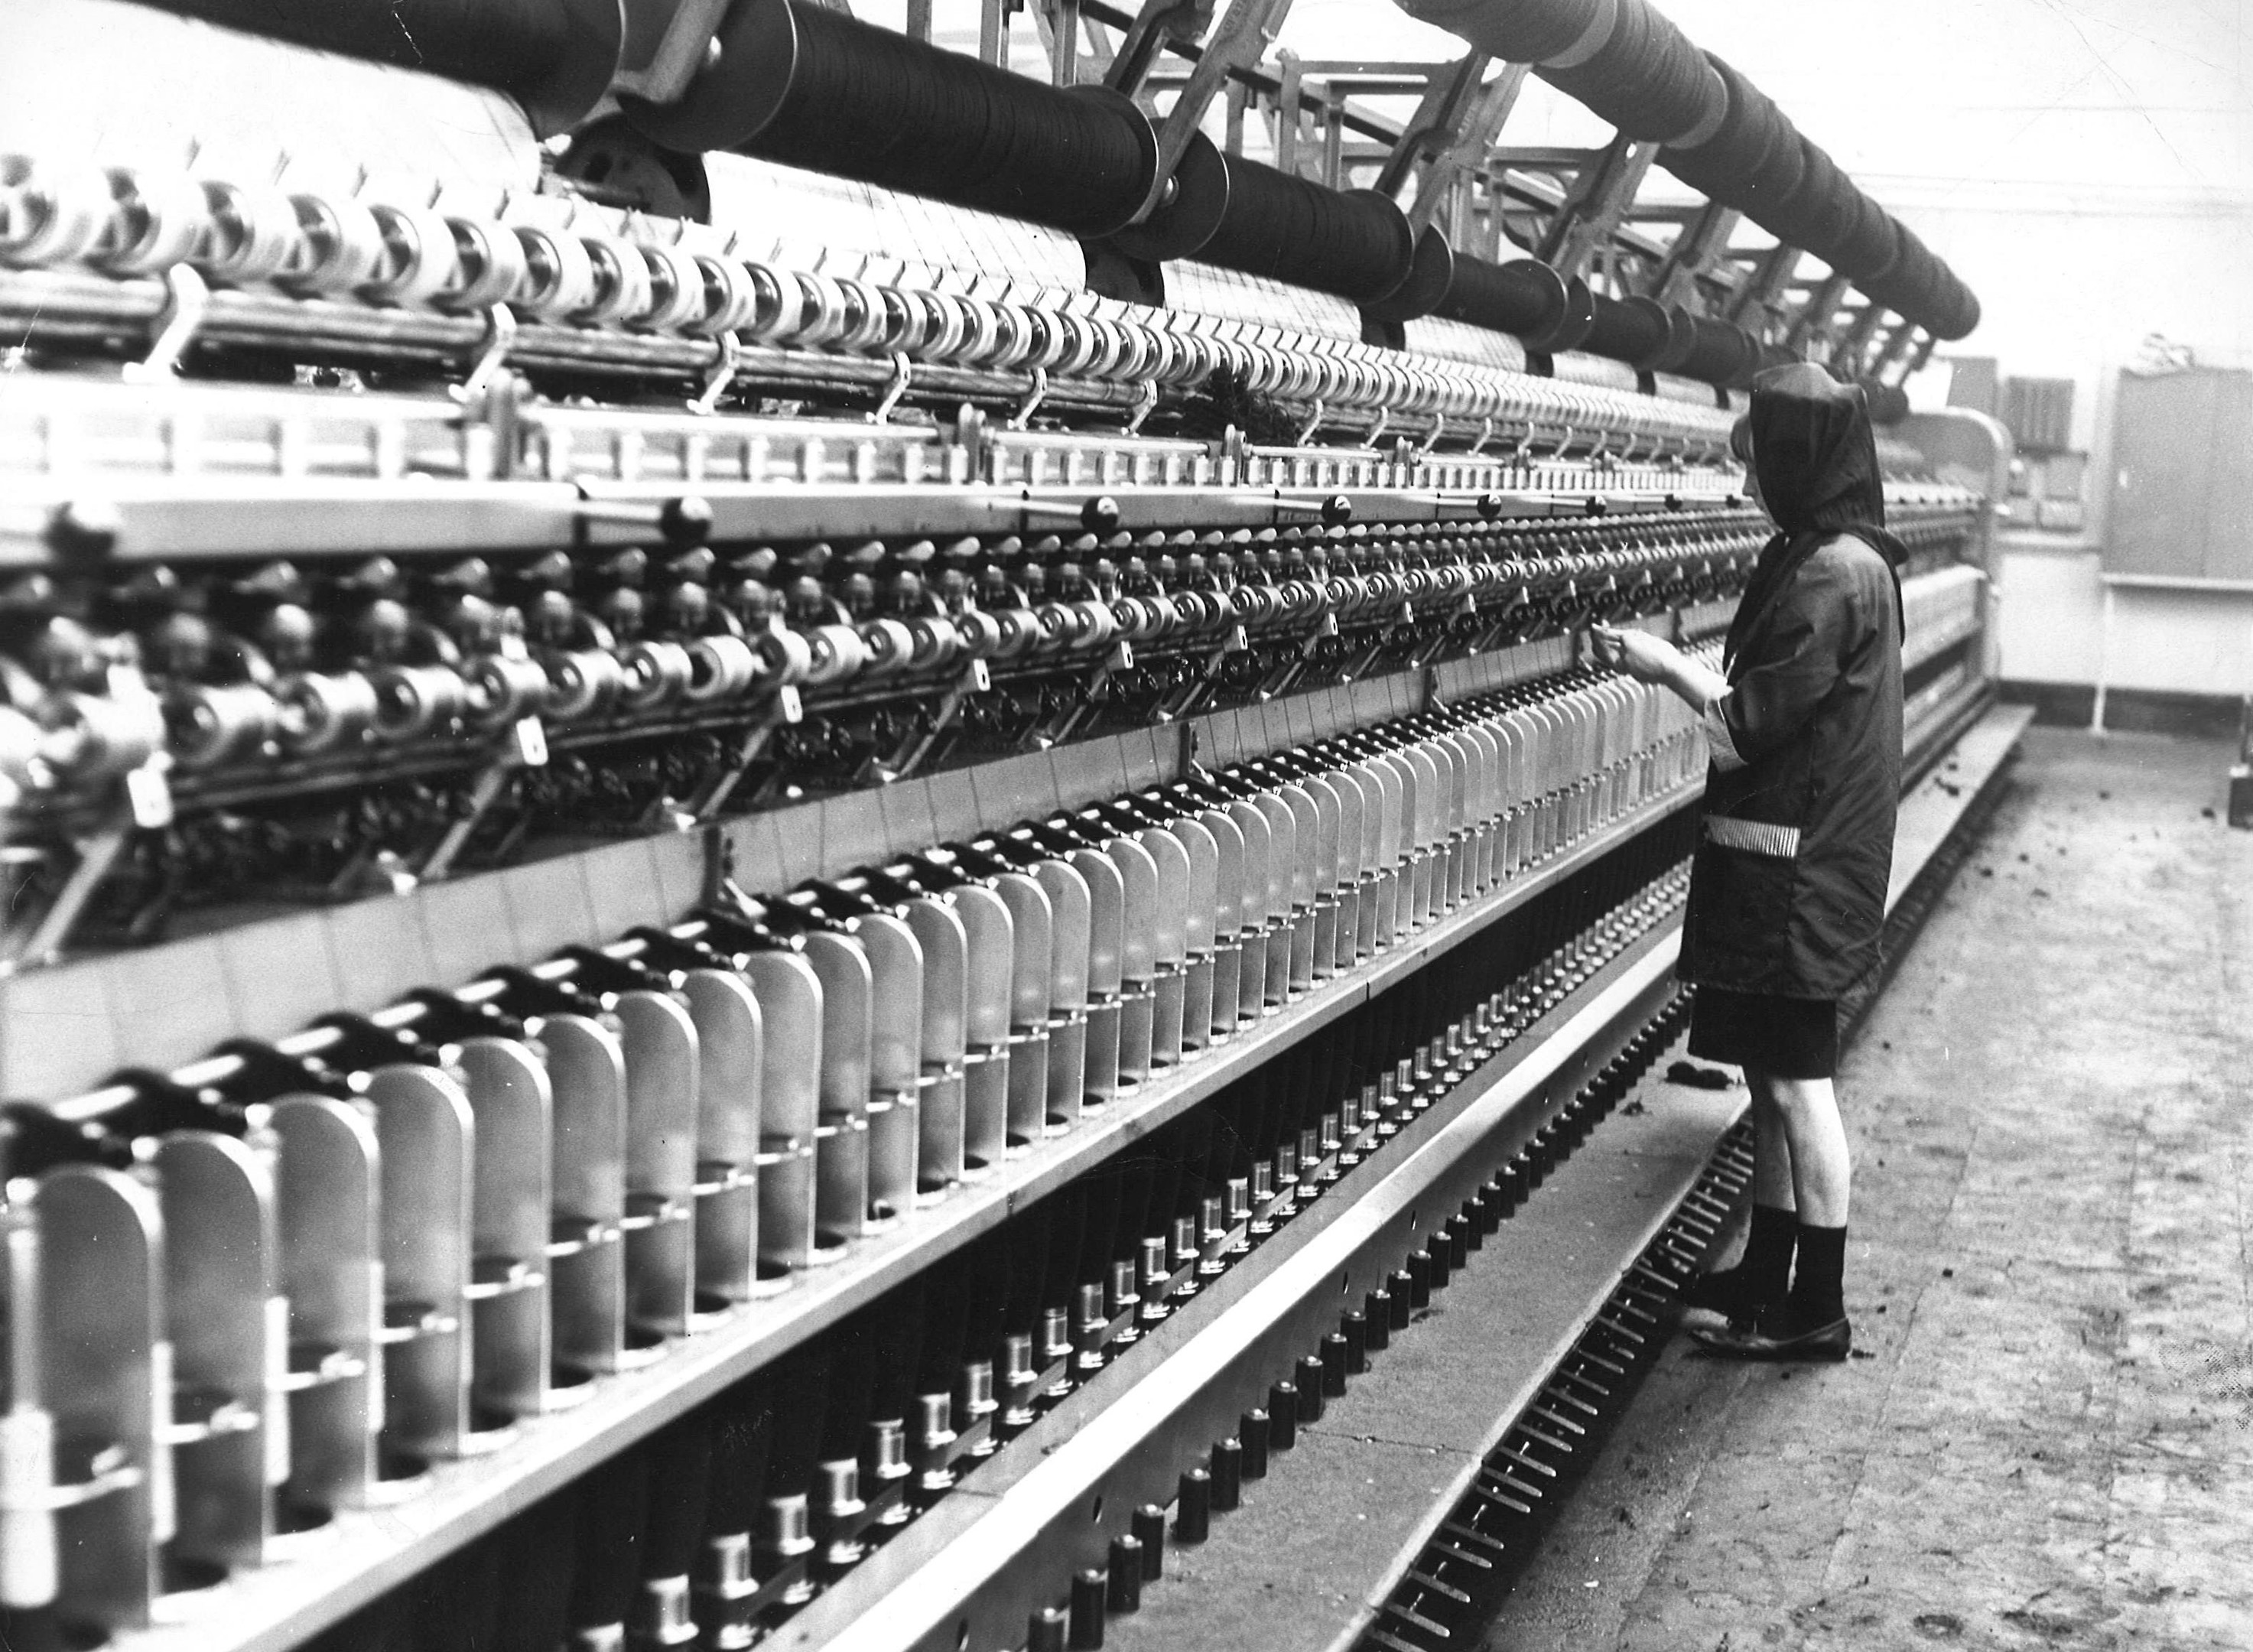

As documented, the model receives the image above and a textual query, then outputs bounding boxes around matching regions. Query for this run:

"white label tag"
[125,761,173,828]
[1110,641,1134,670]
[514,717,549,766]
[968,658,991,692]
[778,685,805,724]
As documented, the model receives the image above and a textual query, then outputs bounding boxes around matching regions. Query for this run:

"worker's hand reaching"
[1588,625,1681,685]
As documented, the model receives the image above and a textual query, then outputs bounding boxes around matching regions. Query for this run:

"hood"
[1721,362,1907,671]
[1742,362,1890,541]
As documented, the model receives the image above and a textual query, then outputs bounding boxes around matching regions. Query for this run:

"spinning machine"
[0,0,2017,1648]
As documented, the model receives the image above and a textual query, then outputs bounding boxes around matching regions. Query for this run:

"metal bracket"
[885,658,992,782]
[417,721,549,883]
[692,331,745,415]
[1785,270,1853,356]
[1534,135,1661,284]
[122,263,211,383]
[691,691,801,822]
[1647,198,1742,307]
[2,820,131,969]
[870,352,915,425]
[1397,63,1528,234]
[1726,240,1799,338]
[1112,0,1297,223]
[609,0,733,103]
[455,304,521,406]
[1123,379,1159,436]
[1009,366,1050,430]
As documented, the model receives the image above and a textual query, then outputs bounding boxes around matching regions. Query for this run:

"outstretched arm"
[1589,626,1728,711]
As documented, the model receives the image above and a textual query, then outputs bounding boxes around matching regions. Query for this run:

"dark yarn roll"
[1856,379,1910,425]
[912,1256,972,1396]
[491,1491,580,1652]
[866,1282,930,1425]
[138,0,620,135]
[1579,292,1675,369]
[1109,1153,1154,1263]
[1001,1202,1052,1338]
[818,1312,883,1464]
[1038,1187,1087,1313]
[1076,1165,1123,1287]
[641,1414,716,1584]
[1539,0,1718,143]
[1667,315,1759,388]
[625,0,1156,238]
[1196,157,1416,307]
[411,1538,501,1652]
[1858,224,1978,338]
[1755,340,1799,376]
[1933,268,1982,340]
[1436,254,1575,341]
[961,1232,1013,1372]
[705,1376,776,1542]
[1662,52,1807,219]
[1396,0,1611,67]
[1763,139,1859,270]
[567,1447,652,1634]
[1830,190,1902,283]
[1860,224,1936,320]
[762,1341,834,1501]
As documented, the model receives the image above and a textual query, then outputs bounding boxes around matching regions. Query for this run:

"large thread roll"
[1578,291,1676,369]
[1661,55,1804,220]
[623,0,1158,239]
[1537,0,1719,144]
[1764,139,1861,273]
[1435,253,1575,340]
[1864,227,1979,340]
[1194,156,1416,307]
[1829,189,1900,283]
[135,0,623,135]
[1393,0,1615,68]
[1666,314,1759,387]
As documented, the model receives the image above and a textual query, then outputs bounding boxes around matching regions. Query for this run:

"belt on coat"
[1703,815,1801,858]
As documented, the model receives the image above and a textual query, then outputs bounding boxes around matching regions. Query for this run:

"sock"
[1738,1202,1797,1301]
[1786,1223,1848,1327]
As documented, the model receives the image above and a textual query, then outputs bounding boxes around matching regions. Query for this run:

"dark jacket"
[1679,366,1905,1000]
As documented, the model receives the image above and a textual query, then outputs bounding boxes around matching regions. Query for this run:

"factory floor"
[1481,727,2253,1652]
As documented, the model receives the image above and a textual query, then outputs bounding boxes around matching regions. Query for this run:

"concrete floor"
[1481,727,2253,1652]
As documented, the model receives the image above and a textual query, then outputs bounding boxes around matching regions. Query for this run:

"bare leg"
[1767,1075,1851,1228]
[1747,1070,1796,1212]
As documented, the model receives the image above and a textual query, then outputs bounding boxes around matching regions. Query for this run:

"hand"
[1589,625,1681,685]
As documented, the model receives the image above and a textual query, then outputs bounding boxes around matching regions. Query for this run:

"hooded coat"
[1678,363,1906,1000]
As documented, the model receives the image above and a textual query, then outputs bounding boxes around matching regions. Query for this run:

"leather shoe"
[1679,1265,1774,1328]
[1688,1306,1851,1362]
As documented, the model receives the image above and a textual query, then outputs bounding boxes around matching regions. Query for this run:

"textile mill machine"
[0,0,2020,1649]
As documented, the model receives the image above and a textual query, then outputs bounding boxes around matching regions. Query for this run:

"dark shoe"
[1679,1265,1775,1328]
[1688,1306,1851,1363]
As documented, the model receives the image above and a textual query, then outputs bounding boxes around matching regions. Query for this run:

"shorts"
[1686,987,1839,1080]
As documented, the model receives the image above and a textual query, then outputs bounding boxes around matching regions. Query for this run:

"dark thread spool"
[1398,0,1609,68]
[1579,292,1675,370]
[1662,54,1800,220]
[625,0,1156,239]
[143,0,621,135]
[1830,189,1902,284]
[1539,0,1717,144]
[1435,253,1575,343]
[1767,140,1861,274]
[1196,154,1416,307]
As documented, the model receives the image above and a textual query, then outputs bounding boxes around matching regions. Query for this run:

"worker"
[1589,361,1905,1361]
